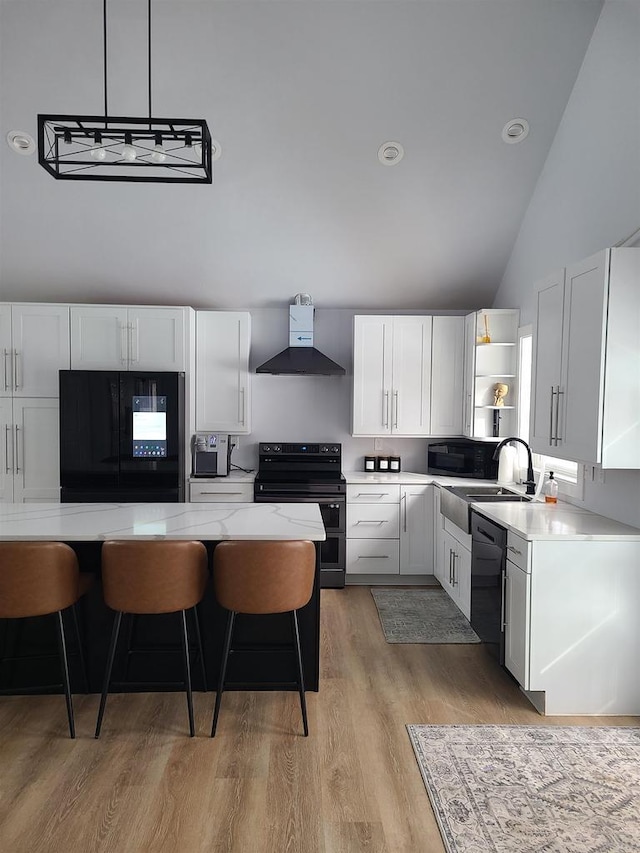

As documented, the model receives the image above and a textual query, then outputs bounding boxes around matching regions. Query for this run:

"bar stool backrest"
[213,540,315,615]
[0,542,80,618]
[101,540,208,614]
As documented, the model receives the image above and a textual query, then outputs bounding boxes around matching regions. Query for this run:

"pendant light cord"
[148,0,152,126]
[103,0,108,121]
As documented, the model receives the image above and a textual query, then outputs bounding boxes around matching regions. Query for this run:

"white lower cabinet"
[0,398,60,502]
[502,532,640,715]
[504,557,530,687]
[189,479,254,502]
[346,481,433,579]
[439,524,471,620]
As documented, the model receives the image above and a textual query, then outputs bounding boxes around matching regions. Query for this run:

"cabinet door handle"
[452,551,458,586]
[448,548,453,584]
[402,492,407,532]
[4,425,12,474]
[382,390,390,428]
[13,350,20,391]
[129,323,138,363]
[120,322,128,364]
[3,350,10,392]
[549,386,555,445]
[555,388,564,445]
[500,570,506,631]
[393,390,399,429]
[357,554,389,559]
[507,545,522,556]
[14,425,20,473]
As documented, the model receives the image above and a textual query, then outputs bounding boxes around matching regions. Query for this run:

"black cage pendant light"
[37,0,212,183]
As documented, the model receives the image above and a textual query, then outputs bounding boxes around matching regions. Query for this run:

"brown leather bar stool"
[211,539,315,737]
[95,540,208,738]
[0,542,93,739]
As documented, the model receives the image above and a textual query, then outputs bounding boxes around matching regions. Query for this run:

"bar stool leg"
[180,610,195,737]
[191,605,208,692]
[95,611,123,739]
[55,610,75,739]
[71,603,90,694]
[291,609,308,737]
[211,610,235,737]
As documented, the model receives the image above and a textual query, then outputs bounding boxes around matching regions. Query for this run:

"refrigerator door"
[118,372,185,498]
[59,370,120,493]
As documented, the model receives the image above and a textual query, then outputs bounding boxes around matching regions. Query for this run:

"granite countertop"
[471,500,640,541]
[0,502,325,542]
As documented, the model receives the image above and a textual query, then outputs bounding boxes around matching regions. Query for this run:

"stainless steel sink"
[440,484,531,533]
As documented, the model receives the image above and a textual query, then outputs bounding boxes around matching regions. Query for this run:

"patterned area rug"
[371,588,480,643]
[407,725,640,853]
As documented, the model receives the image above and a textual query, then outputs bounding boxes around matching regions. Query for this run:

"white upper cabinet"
[352,315,435,436]
[531,248,639,467]
[462,309,519,440]
[430,316,464,436]
[71,305,187,372]
[195,311,251,434]
[1,304,70,397]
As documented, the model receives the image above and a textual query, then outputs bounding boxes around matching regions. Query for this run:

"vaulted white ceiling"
[0,0,603,310]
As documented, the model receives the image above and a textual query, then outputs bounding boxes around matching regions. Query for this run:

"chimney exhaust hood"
[255,295,345,376]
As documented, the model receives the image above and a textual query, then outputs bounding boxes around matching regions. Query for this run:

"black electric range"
[254,443,346,588]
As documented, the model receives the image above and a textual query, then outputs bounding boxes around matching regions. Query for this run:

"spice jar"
[377,456,390,472]
[389,456,401,472]
[364,455,376,472]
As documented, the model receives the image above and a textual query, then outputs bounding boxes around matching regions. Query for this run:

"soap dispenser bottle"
[544,471,558,504]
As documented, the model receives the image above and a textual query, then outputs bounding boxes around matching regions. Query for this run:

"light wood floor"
[0,586,637,853]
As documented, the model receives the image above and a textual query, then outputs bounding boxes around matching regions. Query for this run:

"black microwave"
[427,439,498,480]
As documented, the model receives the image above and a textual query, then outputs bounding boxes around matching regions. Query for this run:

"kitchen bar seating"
[95,540,208,738]
[211,539,316,737]
[0,542,92,738]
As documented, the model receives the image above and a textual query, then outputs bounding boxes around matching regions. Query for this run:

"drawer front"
[347,539,399,574]
[347,484,400,504]
[506,532,529,572]
[190,483,254,503]
[347,504,400,538]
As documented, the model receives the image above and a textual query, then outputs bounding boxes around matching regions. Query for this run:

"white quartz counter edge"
[189,470,256,484]
[0,502,325,542]
[470,500,640,541]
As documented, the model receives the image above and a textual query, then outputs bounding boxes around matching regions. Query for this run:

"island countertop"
[0,502,326,542]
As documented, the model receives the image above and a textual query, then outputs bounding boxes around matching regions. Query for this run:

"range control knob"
[262,445,271,452]
[320,445,329,453]
[272,445,281,453]
[331,445,340,453]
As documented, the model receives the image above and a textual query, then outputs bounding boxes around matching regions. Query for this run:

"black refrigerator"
[59,370,185,502]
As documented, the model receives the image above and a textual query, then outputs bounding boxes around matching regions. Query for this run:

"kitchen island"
[0,502,325,695]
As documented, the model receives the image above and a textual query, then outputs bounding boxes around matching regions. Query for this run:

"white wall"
[231,307,441,475]
[493,1,640,527]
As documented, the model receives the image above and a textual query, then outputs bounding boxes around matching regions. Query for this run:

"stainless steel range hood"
[255,295,345,375]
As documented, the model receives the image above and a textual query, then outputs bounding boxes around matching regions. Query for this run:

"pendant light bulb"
[121,132,137,162]
[90,132,107,161]
[150,134,166,163]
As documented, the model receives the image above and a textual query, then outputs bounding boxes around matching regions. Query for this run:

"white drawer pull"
[355,520,386,525]
[357,555,389,559]
[507,545,523,556]
[199,491,245,496]
[356,492,389,498]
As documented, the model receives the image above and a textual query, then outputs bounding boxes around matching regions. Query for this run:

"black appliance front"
[470,509,507,663]
[254,442,346,588]
[59,370,185,502]
[428,439,498,480]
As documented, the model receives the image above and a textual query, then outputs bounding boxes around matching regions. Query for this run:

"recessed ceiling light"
[502,119,529,144]
[378,141,404,165]
[6,130,36,155]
